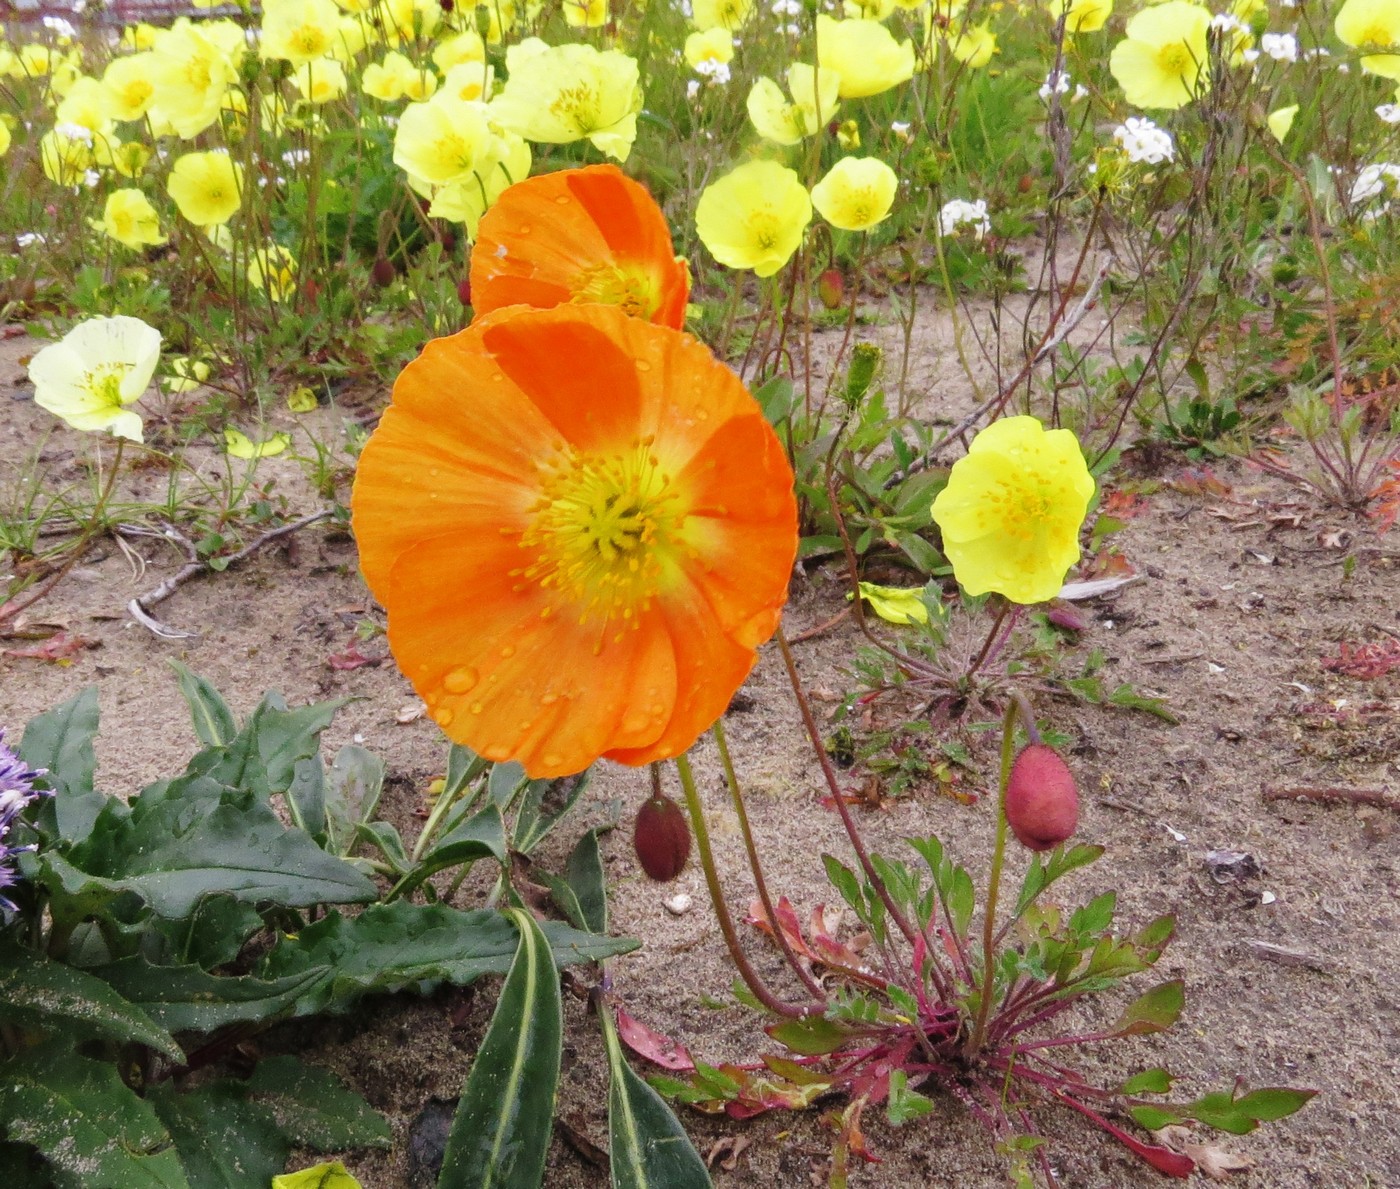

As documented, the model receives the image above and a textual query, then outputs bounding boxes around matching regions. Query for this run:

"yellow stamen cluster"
[514,439,682,638]
[572,264,658,319]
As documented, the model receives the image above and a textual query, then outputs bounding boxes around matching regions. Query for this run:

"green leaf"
[246,1055,392,1150]
[273,1162,363,1189]
[21,687,104,842]
[1013,844,1104,919]
[1120,1068,1174,1096]
[323,745,385,857]
[1113,980,1185,1037]
[44,789,377,918]
[91,957,329,1033]
[886,1070,934,1125]
[768,1015,851,1057]
[1069,892,1117,939]
[1184,1087,1317,1134]
[355,820,409,873]
[168,661,237,747]
[147,1081,286,1189]
[564,827,608,935]
[258,902,636,1016]
[286,757,327,842]
[1106,683,1180,725]
[1227,1087,1316,1124]
[253,694,352,795]
[147,893,264,970]
[601,1009,712,1189]
[394,804,506,898]
[439,908,563,1189]
[512,772,589,855]
[0,1041,189,1189]
[822,854,866,919]
[0,937,181,1060]
[1128,1104,1183,1131]
[441,743,489,805]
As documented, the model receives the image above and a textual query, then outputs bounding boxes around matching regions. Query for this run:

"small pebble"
[664,893,693,916]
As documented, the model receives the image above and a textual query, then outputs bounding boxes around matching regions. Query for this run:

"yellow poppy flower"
[490,43,642,163]
[247,244,298,302]
[291,56,348,103]
[1108,1,1212,109]
[1267,104,1298,142]
[27,315,162,443]
[393,93,502,194]
[1336,0,1400,78]
[691,0,754,31]
[433,30,487,72]
[946,21,998,68]
[1046,0,1112,34]
[147,21,237,139]
[441,62,491,102]
[747,63,841,145]
[931,416,1095,604]
[695,159,812,277]
[102,54,158,122]
[563,0,609,26]
[816,14,916,99]
[684,28,735,69]
[225,429,292,459]
[55,76,115,141]
[811,156,898,231]
[89,189,166,250]
[167,150,243,227]
[261,0,344,66]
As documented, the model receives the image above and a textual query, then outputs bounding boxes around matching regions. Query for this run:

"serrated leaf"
[148,1081,286,1189]
[439,908,562,1189]
[1114,980,1185,1037]
[601,1008,712,1189]
[0,938,181,1060]
[246,1055,391,1150]
[886,1070,934,1125]
[258,902,636,1016]
[168,662,237,748]
[43,789,376,918]
[1121,1068,1174,1096]
[0,1041,189,1188]
[21,687,103,842]
[91,957,328,1033]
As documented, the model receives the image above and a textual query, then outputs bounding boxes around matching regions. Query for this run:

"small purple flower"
[0,729,47,913]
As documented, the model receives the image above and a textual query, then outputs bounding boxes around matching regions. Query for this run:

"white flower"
[1260,32,1298,62]
[939,197,990,238]
[53,122,94,146]
[1073,84,1089,102]
[42,16,77,38]
[16,233,46,248]
[694,58,731,84]
[687,79,701,100]
[27,316,162,443]
[772,0,802,13]
[1350,162,1400,205]
[282,148,312,166]
[1210,13,1247,33]
[1377,103,1400,124]
[1039,70,1071,101]
[1113,116,1174,165]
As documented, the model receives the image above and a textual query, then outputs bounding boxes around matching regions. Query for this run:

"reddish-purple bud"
[817,268,845,310]
[457,277,472,307]
[371,256,396,287]
[1005,744,1079,852]
[633,793,691,881]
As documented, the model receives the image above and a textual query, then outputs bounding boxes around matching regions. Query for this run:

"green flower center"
[82,363,132,410]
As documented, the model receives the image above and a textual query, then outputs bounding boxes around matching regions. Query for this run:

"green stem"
[711,721,827,1003]
[673,753,816,1019]
[968,697,1018,1056]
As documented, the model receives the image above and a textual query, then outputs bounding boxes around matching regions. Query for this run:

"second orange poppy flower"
[469,164,691,329]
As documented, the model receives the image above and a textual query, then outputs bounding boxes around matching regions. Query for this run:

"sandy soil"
[1,306,1397,1189]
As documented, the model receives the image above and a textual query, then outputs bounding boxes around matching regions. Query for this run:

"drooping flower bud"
[817,267,844,310]
[1005,743,1078,852]
[633,792,691,881]
[371,256,396,287]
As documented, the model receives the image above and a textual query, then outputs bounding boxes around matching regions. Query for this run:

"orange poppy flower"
[352,304,797,778]
[469,164,691,329]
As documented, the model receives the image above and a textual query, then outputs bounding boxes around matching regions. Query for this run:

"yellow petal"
[224,429,291,459]
[856,582,932,625]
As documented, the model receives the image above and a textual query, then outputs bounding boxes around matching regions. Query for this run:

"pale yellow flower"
[28,315,162,443]
[1336,0,1400,78]
[695,159,812,276]
[167,150,243,227]
[103,54,158,122]
[747,63,841,145]
[261,0,345,66]
[1267,104,1298,142]
[945,20,998,68]
[490,43,642,162]
[692,0,753,30]
[426,134,531,239]
[39,126,94,186]
[1108,1,1212,109]
[684,28,735,69]
[433,30,487,72]
[291,56,348,103]
[816,14,916,98]
[89,189,166,249]
[563,0,609,27]
[393,93,503,194]
[225,429,292,458]
[1046,0,1112,34]
[55,77,115,141]
[811,156,898,231]
[247,245,299,303]
[147,21,238,139]
[441,62,492,102]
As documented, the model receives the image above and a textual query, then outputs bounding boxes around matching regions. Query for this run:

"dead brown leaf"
[1185,1141,1256,1180]
[705,1135,751,1171]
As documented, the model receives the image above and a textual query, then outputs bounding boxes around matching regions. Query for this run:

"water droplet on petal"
[635,359,652,373]
[435,707,454,727]
[500,644,516,658]
[444,666,478,693]
[469,701,484,715]
[543,752,563,768]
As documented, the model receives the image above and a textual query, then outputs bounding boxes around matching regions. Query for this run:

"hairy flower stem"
[674,752,818,1019]
[776,627,921,952]
[711,720,827,1003]
[1,438,126,623]
[968,696,1019,1056]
